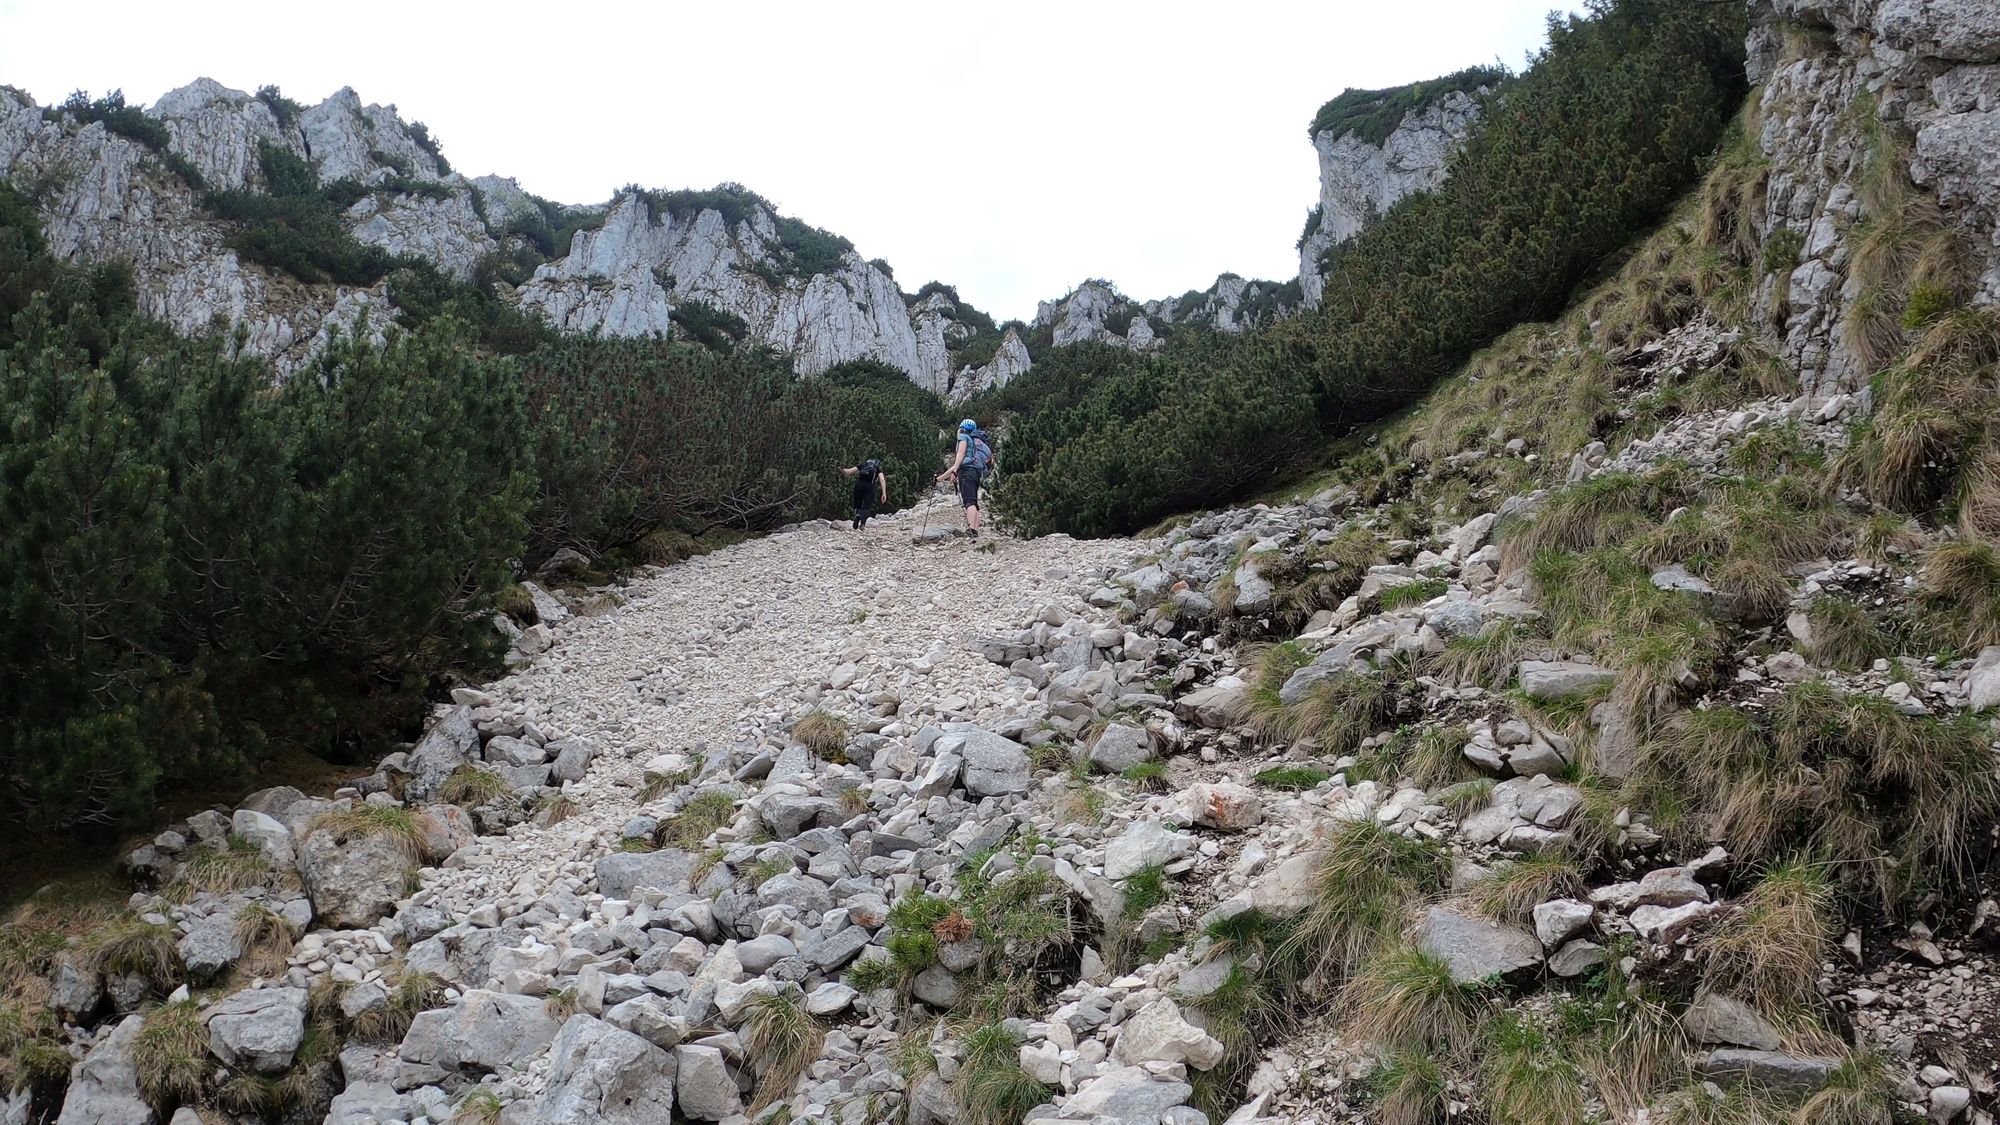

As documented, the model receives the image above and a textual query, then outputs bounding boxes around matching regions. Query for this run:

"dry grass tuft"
[746,991,826,1110]
[79,917,182,991]
[1468,852,1582,923]
[1338,944,1484,1057]
[656,790,740,849]
[1701,860,1834,1015]
[1280,820,1444,991]
[133,998,209,1108]
[793,710,850,758]
[306,805,422,861]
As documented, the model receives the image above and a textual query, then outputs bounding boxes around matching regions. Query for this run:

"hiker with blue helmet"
[935,419,994,538]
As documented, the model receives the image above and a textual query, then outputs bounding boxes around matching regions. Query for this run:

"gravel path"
[412,507,1140,946]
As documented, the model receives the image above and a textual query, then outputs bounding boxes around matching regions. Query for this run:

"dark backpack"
[858,459,881,484]
[965,432,993,472]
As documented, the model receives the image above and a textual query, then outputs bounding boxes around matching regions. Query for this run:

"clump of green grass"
[1275,670,1395,756]
[1806,596,1896,670]
[1254,764,1330,790]
[544,987,580,1019]
[454,1088,505,1125]
[1917,539,2000,649]
[636,759,699,803]
[747,992,825,1110]
[1368,1046,1450,1125]
[134,998,209,1107]
[1700,859,1833,1015]
[438,764,511,808]
[167,835,286,901]
[1281,820,1444,990]
[656,790,739,849]
[1794,1047,1898,1124]
[353,969,448,1042]
[231,901,298,977]
[1338,944,1485,1056]
[1468,852,1582,923]
[748,854,795,889]
[79,917,182,990]
[534,793,580,826]
[1435,619,1537,690]
[1120,761,1168,792]
[793,710,850,758]
[1439,777,1494,816]
[1480,1012,1587,1123]
[1245,641,1313,725]
[1406,724,1477,788]
[1379,578,1449,611]
[307,805,422,861]
[954,1023,1051,1125]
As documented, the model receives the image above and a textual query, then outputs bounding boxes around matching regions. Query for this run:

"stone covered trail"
[424,512,1137,927]
[320,505,1155,1124]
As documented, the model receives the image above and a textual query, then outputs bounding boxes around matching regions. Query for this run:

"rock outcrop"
[1746,0,2000,393]
[1297,85,1484,306]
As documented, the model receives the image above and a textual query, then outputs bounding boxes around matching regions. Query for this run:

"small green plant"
[1338,944,1485,1055]
[544,988,580,1019]
[168,834,285,900]
[749,854,795,888]
[1439,777,1495,816]
[1469,852,1582,923]
[1120,760,1168,791]
[1254,764,1330,790]
[657,790,739,848]
[307,805,423,860]
[79,917,182,990]
[954,1023,1052,1125]
[793,710,850,757]
[354,969,448,1042]
[1761,227,1804,275]
[746,992,825,1110]
[1901,282,1957,330]
[1281,819,1444,990]
[439,764,510,808]
[133,998,209,1107]
[846,955,900,993]
[1699,859,1833,1014]
[1378,577,1449,611]
[454,1088,505,1125]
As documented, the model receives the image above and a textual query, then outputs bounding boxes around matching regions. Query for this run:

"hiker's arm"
[840,466,857,477]
[879,474,889,503]
[936,441,964,480]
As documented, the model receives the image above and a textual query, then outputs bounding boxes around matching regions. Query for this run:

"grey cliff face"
[1298,90,1482,307]
[1747,0,2000,394]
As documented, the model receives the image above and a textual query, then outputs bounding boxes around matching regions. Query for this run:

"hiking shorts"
[851,484,876,516]
[957,466,983,508]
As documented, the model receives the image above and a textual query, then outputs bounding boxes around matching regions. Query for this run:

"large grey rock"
[399,989,560,1073]
[206,987,308,1073]
[1174,676,1247,729]
[1064,1064,1193,1119]
[603,995,687,1049]
[1531,899,1594,949]
[549,739,595,784]
[1088,722,1155,772]
[1685,988,1783,1051]
[298,821,413,928]
[230,808,295,866]
[1414,906,1543,983]
[177,911,248,979]
[1517,660,1616,700]
[595,849,697,899]
[1111,998,1225,1070]
[1229,558,1275,615]
[405,705,479,799]
[1189,781,1264,831]
[673,1043,743,1120]
[940,730,1032,796]
[534,1014,677,1125]
[1693,1049,1841,1096]
[1104,820,1195,881]
[48,958,104,1020]
[911,965,963,1009]
[55,1014,153,1125]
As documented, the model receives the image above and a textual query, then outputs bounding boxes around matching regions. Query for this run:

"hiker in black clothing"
[934,419,994,538]
[841,459,889,529]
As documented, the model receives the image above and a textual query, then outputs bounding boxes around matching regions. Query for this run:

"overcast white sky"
[0,0,1576,320]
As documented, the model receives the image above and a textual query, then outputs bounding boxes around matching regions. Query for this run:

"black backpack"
[858,459,881,485]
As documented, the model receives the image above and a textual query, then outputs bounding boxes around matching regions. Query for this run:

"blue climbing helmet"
[959,419,976,433]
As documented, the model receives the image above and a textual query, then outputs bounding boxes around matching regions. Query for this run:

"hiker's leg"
[966,503,981,533]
